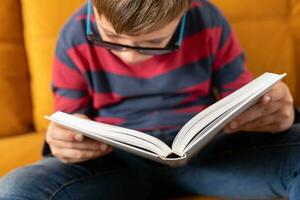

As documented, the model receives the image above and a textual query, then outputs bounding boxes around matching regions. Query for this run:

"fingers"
[47,137,109,151]
[223,82,294,134]
[225,99,282,131]
[238,123,283,133]
[265,82,289,102]
[225,110,278,133]
[46,122,83,142]
[225,104,294,134]
[47,113,90,143]
[50,145,113,163]
[46,115,113,163]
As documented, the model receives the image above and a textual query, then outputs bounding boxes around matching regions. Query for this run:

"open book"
[46,72,286,167]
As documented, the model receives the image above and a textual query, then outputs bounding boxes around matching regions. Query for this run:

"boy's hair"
[93,0,191,36]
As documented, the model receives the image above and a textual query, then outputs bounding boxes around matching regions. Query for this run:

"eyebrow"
[100,26,172,43]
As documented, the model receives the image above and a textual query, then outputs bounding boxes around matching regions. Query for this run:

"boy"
[0,0,299,199]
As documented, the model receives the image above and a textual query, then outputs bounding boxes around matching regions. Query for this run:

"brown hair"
[93,0,191,36]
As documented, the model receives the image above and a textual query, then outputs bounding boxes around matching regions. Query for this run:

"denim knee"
[0,163,54,200]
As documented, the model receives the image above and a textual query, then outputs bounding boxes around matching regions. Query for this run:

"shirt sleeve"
[211,13,253,99]
[51,35,92,116]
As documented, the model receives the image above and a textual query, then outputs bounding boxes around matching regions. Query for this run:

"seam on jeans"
[287,172,296,193]
[48,167,138,200]
[286,164,300,193]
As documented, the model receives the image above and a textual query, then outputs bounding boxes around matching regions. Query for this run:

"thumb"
[72,113,89,141]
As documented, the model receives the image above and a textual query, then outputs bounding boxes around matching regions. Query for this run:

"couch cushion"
[0,131,45,176]
[21,0,85,131]
[0,0,33,137]
[212,0,300,105]
[291,0,300,104]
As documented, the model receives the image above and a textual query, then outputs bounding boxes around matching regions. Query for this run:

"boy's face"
[94,10,181,65]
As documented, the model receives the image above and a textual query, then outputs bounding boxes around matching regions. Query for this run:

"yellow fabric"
[212,0,300,105]
[291,0,300,103]
[0,132,44,176]
[21,0,85,131]
[0,0,32,136]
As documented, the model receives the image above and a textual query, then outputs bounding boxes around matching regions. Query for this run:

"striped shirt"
[43,0,253,155]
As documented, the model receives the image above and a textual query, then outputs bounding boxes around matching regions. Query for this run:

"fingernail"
[74,134,83,142]
[100,144,107,151]
[265,96,271,103]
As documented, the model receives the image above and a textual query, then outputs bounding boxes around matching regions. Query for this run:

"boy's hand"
[224,81,295,134]
[46,114,112,163]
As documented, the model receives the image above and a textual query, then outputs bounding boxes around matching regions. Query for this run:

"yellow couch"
[0,0,300,199]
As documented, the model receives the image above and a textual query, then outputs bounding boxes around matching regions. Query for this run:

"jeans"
[1,124,300,200]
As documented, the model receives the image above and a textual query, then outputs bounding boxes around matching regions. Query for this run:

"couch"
[0,0,300,199]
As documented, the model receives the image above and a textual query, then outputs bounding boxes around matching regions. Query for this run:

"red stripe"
[181,79,211,93]
[213,31,243,71]
[66,46,91,73]
[172,105,209,114]
[94,116,124,125]
[136,125,182,132]
[54,93,90,113]
[68,27,222,79]
[221,91,232,98]
[93,93,124,109]
[180,95,202,105]
[53,57,87,90]
[221,68,253,98]
[191,1,204,8]
[179,79,211,104]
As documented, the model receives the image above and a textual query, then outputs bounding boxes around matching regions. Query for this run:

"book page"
[46,112,172,157]
[172,72,274,151]
[174,74,273,152]
[172,72,286,154]
[183,84,271,158]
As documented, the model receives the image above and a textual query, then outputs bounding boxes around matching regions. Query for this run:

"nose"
[114,50,150,65]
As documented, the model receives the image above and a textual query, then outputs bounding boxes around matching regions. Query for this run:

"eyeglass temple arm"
[177,14,186,46]
[86,0,92,36]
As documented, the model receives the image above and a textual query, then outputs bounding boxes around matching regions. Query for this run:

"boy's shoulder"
[185,0,229,38]
[57,4,89,51]
[189,0,226,24]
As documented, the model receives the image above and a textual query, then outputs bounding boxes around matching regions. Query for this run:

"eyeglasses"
[85,0,186,55]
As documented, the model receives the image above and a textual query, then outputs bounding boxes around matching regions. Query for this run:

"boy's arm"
[43,37,112,162]
[43,38,92,157]
[211,14,294,133]
[52,39,92,115]
[211,15,253,98]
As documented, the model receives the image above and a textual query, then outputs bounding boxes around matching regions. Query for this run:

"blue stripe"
[55,5,89,70]
[83,56,214,95]
[212,53,245,87]
[96,94,216,118]
[53,87,88,99]
[96,98,216,130]
[218,17,232,50]
[74,106,95,117]
[184,0,228,39]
